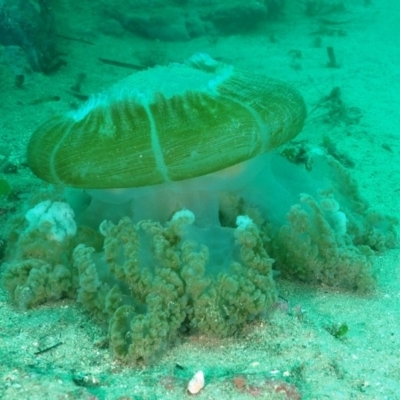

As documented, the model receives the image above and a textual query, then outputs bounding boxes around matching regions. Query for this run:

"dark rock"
[102,0,274,41]
[0,0,61,73]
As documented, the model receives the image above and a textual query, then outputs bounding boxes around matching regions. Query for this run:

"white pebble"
[187,370,205,394]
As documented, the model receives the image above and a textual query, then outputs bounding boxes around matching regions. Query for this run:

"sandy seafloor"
[1,1,400,399]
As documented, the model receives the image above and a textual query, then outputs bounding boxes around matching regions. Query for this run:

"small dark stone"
[15,74,25,88]
[0,238,6,262]
[72,373,101,388]
[1,162,18,174]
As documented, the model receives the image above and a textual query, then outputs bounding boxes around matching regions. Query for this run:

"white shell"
[187,370,205,394]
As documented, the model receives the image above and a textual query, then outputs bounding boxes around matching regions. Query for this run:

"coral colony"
[2,55,396,364]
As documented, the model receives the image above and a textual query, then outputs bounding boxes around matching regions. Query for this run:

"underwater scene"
[0,0,399,399]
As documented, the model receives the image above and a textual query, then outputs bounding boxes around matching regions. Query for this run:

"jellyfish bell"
[27,54,307,226]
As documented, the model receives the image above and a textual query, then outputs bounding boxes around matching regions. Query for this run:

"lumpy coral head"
[27,54,306,189]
